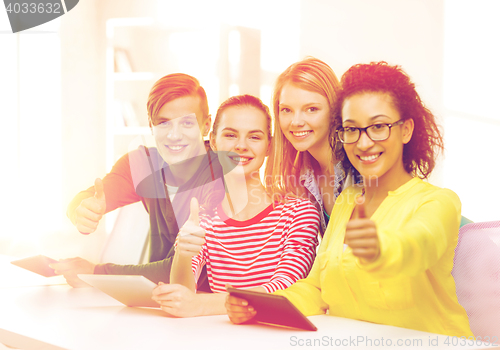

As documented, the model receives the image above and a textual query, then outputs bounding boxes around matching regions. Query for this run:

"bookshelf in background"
[106,18,158,174]
[106,18,261,172]
[105,18,262,233]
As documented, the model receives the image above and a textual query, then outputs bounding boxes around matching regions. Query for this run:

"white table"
[1,256,498,350]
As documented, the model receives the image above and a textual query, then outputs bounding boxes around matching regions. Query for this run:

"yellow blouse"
[274,178,473,337]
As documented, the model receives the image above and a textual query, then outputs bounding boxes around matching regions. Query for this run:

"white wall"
[441,0,500,222]
[55,0,162,259]
[0,11,69,257]
[299,0,445,184]
[300,0,445,108]
[55,0,108,260]
[299,0,499,222]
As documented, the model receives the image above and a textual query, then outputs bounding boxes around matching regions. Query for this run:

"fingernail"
[248,306,254,312]
[242,301,248,306]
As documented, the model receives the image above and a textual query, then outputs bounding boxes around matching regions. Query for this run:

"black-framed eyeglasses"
[337,119,405,144]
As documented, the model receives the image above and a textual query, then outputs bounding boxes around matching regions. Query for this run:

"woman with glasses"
[265,57,356,235]
[226,62,473,337]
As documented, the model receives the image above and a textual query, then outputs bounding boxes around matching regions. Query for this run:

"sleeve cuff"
[93,264,105,275]
[261,276,295,293]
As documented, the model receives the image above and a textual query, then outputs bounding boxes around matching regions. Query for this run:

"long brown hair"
[265,57,341,199]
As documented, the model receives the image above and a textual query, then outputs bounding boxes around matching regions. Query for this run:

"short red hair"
[147,73,209,127]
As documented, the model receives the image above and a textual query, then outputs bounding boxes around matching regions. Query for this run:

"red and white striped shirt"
[192,197,320,293]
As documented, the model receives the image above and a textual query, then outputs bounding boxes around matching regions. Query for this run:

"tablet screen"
[11,255,58,277]
[227,287,317,331]
[78,274,159,308]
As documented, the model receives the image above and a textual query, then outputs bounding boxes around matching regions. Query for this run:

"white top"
[165,184,179,202]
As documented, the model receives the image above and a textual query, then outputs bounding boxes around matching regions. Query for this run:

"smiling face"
[278,84,331,155]
[341,92,414,186]
[152,95,210,165]
[210,105,270,180]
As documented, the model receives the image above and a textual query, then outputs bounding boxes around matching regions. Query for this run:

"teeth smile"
[167,145,185,151]
[292,131,311,137]
[230,156,250,162]
[360,153,381,161]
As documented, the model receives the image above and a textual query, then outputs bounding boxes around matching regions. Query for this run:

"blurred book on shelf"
[114,99,139,127]
[114,48,133,73]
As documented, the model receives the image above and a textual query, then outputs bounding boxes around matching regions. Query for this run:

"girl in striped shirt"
[152,95,320,317]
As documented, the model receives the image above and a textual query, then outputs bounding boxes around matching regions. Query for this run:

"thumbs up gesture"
[344,195,380,262]
[74,178,107,234]
[175,198,206,257]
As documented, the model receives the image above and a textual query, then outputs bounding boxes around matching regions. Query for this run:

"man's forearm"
[95,258,172,284]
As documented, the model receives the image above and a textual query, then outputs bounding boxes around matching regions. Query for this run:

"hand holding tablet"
[10,255,95,288]
[49,257,96,287]
[11,255,59,277]
[226,287,317,331]
[151,282,205,317]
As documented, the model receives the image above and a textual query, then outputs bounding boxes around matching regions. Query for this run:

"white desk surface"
[1,256,498,350]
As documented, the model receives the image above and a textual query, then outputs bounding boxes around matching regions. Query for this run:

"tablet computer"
[11,255,58,277]
[227,287,317,331]
[77,274,159,308]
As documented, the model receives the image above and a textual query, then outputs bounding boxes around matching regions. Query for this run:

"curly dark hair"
[329,61,444,179]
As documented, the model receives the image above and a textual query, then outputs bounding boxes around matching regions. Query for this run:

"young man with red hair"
[53,73,225,291]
